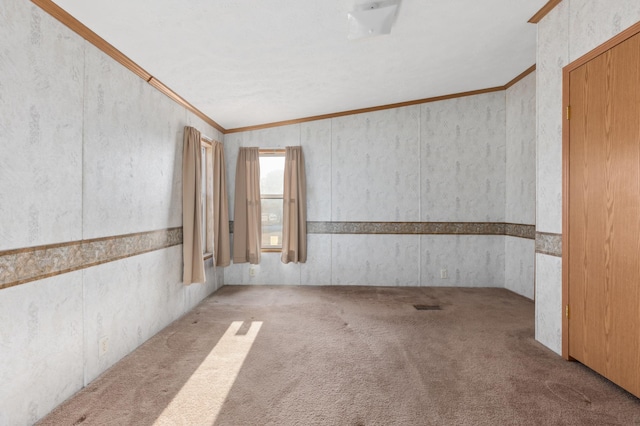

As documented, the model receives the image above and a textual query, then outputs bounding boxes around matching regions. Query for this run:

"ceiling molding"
[528,0,563,24]
[148,77,225,133]
[31,0,537,136]
[226,63,537,134]
[225,87,506,134]
[30,0,151,82]
[31,0,226,134]
[505,64,536,89]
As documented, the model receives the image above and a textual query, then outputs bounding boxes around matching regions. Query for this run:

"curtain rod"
[200,135,217,145]
[259,148,285,154]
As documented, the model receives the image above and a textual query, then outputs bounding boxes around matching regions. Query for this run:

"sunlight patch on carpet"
[153,321,263,425]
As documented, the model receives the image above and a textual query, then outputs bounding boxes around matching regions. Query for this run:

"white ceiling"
[52,0,545,130]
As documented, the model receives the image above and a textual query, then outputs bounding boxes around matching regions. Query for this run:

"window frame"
[259,148,286,252]
[200,137,214,261]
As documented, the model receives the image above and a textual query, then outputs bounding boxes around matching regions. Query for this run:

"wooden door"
[567,31,640,397]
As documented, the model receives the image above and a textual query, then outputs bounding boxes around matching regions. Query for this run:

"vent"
[414,304,441,311]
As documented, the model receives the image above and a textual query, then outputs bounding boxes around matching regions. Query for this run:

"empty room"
[1,0,640,424]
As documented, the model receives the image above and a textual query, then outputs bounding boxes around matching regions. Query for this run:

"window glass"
[261,198,283,248]
[259,152,285,250]
[201,141,214,255]
[201,145,207,249]
[260,155,285,195]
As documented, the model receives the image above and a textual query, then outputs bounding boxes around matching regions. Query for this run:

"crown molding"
[31,0,226,134]
[226,64,536,133]
[505,64,536,89]
[528,0,563,24]
[32,0,537,135]
[225,87,508,133]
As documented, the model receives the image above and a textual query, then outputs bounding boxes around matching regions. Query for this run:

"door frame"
[561,20,640,360]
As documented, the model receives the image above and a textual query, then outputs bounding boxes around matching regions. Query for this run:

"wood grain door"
[567,31,640,397]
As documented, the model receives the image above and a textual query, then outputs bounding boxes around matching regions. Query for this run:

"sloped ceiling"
[51,0,546,130]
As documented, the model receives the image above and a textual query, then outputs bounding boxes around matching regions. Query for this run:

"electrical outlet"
[249,266,256,277]
[99,336,109,357]
[440,269,448,279]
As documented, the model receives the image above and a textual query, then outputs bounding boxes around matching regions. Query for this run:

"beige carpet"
[38,286,640,425]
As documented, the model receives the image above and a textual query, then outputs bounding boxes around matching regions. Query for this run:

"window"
[259,149,285,251]
[201,138,214,259]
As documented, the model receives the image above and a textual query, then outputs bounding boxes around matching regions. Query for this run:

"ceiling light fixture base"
[347,0,400,40]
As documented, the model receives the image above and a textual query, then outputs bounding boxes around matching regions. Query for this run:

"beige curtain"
[182,126,206,284]
[213,141,231,267]
[281,146,307,264]
[233,147,262,264]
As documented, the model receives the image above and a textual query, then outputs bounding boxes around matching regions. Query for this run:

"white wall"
[505,72,536,299]
[0,2,223,424]
[535,0,640,354]
[224,91,515,288]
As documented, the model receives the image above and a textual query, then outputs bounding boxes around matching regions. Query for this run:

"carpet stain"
[71,414,86,425]
[413,304,442,311]
[164,331,197,350]
[545,381,592,408]
[509,328,534,341]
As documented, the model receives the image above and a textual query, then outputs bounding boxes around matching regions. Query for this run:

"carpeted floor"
[38,286,640,425]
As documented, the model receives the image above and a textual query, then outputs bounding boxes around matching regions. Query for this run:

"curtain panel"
[281,146,307,264]
[182,126,206,284]
[213,141,231,267]
[233,147,262,264]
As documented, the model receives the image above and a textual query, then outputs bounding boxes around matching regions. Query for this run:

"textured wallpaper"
[224,90,522,288]
[536,0,569,236]
[0,1,223,424]
[332,107,421,222]
[0,3,84,252]
[82,49,187,239]
[421,92,506,222]
[506,72,536,225]
[569,0,640,62]
[505,72,536,298]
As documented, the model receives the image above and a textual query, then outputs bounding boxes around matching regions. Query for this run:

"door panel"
[568,31,640,397]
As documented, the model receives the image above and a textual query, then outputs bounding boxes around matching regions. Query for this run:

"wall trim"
[307,221,535,237]
[0,228,182,291]
[2,222,536,290]
[229,221,534,238]
[30,0,225,134]
[504,223,536,239]
[528,0,563,24]
[535,232,561,257]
